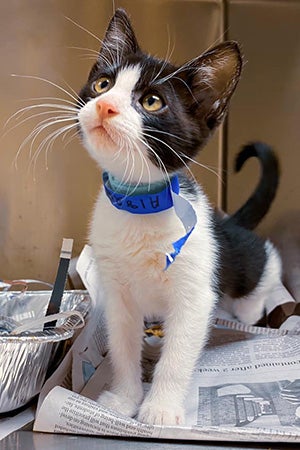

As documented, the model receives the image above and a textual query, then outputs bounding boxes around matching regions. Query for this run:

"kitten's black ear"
[99,9,140,65]
[188,41,242,131]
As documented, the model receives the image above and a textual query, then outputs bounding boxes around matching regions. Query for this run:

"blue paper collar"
[102,171,197,270]
[103,172,179,215]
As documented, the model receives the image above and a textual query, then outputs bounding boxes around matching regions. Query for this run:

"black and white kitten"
[77,9,281,425]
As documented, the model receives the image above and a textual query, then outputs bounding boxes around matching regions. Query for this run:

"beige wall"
[226,0,300,235]
[1,0,299,282]
[0,1,223,282]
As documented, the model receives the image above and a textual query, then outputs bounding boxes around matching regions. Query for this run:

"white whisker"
[133,142,152,190]
[4,110,76,137]
[143,127,186,143]
[113,126,154,191]
[43,123,78,170]
[18,96,81,108]
[136,135,171,187]
[62,128,80,149]
[68,46,99,56]
[150,28,175,85]
[123,142,150,196]
[142,132,196,182]
[14,116,76,169]
[64,16,102,45]
[64,17,117,67]
[179,152,222,182]
[62,77,85,108]
[11,74,85,108]
[79,55,101,62]
[171,76,199,104]
[31,122,77,172]
[4,102,78,129]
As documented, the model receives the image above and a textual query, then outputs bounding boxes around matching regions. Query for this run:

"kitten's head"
[78,9,242,183]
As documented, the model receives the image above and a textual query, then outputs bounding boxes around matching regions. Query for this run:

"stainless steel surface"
[1,430,298,450]
[0,291,90,413]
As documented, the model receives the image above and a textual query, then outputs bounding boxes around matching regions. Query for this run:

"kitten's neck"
[102,171,180,217]
[106,172,173,196]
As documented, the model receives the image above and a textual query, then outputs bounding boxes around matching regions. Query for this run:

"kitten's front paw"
[97,390,142,418]
[138,399,185,426]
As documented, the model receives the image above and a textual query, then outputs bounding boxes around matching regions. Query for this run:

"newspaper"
[34,245,300,442]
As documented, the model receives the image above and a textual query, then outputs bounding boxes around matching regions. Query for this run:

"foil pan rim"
[0,327,74,343]
[0,290,90,343]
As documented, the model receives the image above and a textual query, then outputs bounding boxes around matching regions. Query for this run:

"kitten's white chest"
[90,189,186,313]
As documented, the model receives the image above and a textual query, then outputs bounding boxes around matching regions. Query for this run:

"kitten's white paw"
[97,390,141,417]
[138,399,185,426]
[233,297,264,325]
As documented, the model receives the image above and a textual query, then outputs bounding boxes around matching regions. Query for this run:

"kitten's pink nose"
[96,100,119,122]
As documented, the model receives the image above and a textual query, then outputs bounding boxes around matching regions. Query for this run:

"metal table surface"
[1,428,299,450]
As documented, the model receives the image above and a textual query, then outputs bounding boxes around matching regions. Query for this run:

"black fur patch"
[78,9,276,305]
[177,172,201,201]
[213,213,267,298]
[78,9,242,175]
[226,142,280,230]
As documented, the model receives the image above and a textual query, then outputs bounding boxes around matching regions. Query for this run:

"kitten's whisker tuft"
[11,74,85,108]
[142,132,197,183]
[179,152,223,182]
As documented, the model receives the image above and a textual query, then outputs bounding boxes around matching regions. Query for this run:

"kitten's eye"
[93,77,112,94]
[142,94,164,112]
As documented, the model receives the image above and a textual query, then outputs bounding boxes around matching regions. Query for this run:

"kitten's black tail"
[226,142,279,230]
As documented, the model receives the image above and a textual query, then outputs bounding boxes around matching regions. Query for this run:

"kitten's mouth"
[92,124,108,135]
[91,124,114,143]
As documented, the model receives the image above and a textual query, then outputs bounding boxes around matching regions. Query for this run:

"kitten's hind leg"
[97,285,144,417]
[233,241,282,325]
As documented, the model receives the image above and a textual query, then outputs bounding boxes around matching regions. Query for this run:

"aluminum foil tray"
[0,290,90,413]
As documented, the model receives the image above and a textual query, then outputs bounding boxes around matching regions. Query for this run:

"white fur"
[78,65,163,184]
[78,66,278,425]
[89,184,218,424]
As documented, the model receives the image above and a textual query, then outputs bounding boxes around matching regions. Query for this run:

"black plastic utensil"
[43,238,73,330]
